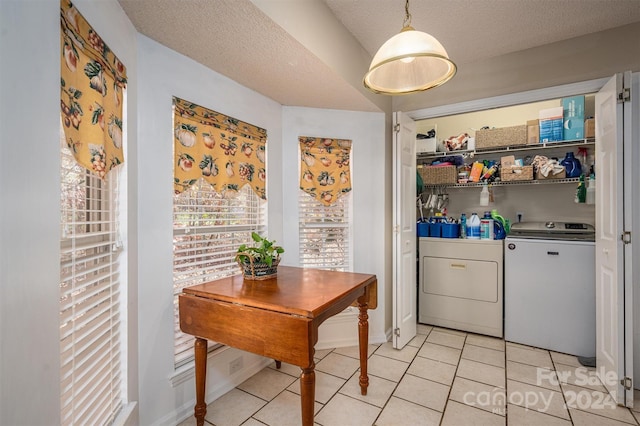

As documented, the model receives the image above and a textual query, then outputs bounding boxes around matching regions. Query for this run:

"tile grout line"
[507,345,571,424]
[368,328,436,425]
[314,342,405,425]
[438,332,467,426]
[507,348,576,425]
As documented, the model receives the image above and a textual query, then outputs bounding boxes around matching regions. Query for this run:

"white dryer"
[418,238,504,337]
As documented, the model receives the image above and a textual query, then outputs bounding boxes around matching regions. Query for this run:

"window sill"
[113,402,137,426]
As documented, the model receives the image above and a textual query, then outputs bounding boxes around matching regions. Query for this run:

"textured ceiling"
[117,0,378,111]
[118,0,640,112]
[324,0,640,66]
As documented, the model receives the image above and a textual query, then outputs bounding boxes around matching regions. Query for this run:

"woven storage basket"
[501,165,533,182]
[236,253,281,280]
[419,165,457,185]
[535,169,566,180]
[475,125,527,149]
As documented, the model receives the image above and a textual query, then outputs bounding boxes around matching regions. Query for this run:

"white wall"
[0,0,139,424]
[281,107,388,347]
[135,34,286,424]
[0,2,61,424]
[439,184,596,227]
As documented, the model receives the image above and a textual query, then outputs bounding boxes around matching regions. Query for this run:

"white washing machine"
[419,238,504,337]
[505,222,595,357]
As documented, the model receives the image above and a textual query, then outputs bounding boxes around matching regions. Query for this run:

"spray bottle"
[575,174,586,203]
[480,183,490,206]
[586,175,595,205]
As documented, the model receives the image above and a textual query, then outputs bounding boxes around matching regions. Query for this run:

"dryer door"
[423,256,498,303]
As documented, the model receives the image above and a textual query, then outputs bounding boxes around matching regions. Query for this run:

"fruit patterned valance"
[60,0,127,179]
[173,97,267,199]
[299,136,352,206]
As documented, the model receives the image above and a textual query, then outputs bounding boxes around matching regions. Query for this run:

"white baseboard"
[164,352,272,426]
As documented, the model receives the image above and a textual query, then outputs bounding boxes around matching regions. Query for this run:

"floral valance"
[60,0,127,179]
[173,97,267,199]
[299,136,352,205]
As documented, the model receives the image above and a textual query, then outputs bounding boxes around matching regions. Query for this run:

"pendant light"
[363,0,456,95]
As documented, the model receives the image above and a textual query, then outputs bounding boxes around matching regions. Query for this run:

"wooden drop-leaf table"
[179,266,377,426]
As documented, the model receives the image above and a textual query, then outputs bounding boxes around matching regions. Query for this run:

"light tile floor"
[180,324,640,426]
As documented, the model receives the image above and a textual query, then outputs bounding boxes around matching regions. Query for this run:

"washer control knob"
[545,221,555,229]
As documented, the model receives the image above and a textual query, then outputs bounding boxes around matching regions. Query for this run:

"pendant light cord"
[403,0,412,28]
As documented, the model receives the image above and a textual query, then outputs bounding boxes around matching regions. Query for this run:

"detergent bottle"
[490,209,508,239]
[494,220,506,239]
[467,213,481,239]
[561,152,582,178]
[480,212,494,240]
[491,209,509,234]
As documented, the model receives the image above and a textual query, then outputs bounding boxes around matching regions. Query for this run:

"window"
[298,191,352,271]
[173,181,265,367]
[59,128,124,425]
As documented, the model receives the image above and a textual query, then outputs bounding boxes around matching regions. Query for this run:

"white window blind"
[173,180,265,367]
[59,127,124,425]
[298,191,351,271]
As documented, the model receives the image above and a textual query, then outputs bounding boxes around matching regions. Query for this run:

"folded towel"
[444,133,469,151]
[532,155,565,177]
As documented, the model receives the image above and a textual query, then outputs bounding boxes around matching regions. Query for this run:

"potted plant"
[235,232,284,280]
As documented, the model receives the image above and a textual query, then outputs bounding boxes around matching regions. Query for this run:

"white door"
[595,72,633,406]
[392,112,417,349]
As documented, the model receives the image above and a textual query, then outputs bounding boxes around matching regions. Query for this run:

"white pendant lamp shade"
[364,27,457,95]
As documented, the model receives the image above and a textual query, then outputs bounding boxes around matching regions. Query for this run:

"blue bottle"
[561,152,582,178]
[494,221,506,239]
[460,213,467,238]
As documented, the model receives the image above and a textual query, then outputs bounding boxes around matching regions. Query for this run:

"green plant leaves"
[237,233,284,267]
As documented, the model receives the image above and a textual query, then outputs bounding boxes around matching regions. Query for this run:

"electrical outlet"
[229,356,243,375]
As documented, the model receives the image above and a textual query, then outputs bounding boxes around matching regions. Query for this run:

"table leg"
[194,338,208,426]
[358,303,370,395]
[300,361,315,426]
